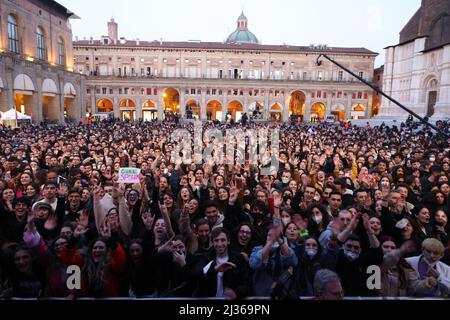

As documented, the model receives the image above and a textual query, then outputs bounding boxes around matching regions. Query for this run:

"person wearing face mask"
[322,214,382,297]
[249,226,298,297]
[276,171,292,190]
[405,238,450,297]
[292,236,325,296]
[306,204,330,238]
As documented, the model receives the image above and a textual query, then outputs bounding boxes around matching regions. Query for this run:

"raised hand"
[273,192,282,208]
[350,212,361,231]
[74,225,89,238]
[362,213,372,233]
[141,210,155,230]
[58,183,69,198]
[228,180,241,205]
[158,236,175,253]
[93,183,103,199]
[76,209,90,228]
[100,220,111,239]
[172,250,186,267]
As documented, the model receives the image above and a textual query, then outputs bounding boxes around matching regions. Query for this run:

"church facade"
[380,0,450,120]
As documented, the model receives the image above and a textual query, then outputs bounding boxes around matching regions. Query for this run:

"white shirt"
[215,256,229,297]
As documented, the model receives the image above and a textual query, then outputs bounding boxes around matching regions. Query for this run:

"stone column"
[326,90,332,115]
[367,93,373,118]
[179,89,185,119]
[264,89,270,121]
[346,92,352,120]
[58,76,65,124]
[5,70,14,112]
[113,96,120,119]
[158,91,164,120]
[35,72,43,123]
[136,96,142,120]
[201,91,207,121]
[90,92,96,114]
[222,91,228,122]
[304,91,311,123]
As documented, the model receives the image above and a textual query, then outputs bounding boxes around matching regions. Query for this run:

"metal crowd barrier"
[4,296,449,300]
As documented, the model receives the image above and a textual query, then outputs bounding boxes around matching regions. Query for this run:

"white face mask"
[313,196,321,202]
[344,249,359,261]
[313,215,323,225]
[281,177,290,184]
[305,248,318,257]
[430,157,436,162]
[282,217,291,226]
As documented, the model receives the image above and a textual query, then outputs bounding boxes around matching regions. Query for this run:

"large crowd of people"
[0,118,449,299]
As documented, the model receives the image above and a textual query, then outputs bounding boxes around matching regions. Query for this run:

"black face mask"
[251,211,263,220]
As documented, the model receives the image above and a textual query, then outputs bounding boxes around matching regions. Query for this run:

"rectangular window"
[58,39,65,65]
[109,89,113,94]
[191,88,196,95]
[359,71,364,79]
[124,67,127,77]
[8,16,20,53]
[119,88,123,94]
[358,92,363,99]
[124,88,129,94]
[146,88,151,95]
[318,71,323,81]
[317,91,322,98]
[212,89,217,95]
[147,67,151,76]
[96,89,100,94]
[154,88,157,95]
[303,72,308,80]
[102,88,107,94]
[219,70,223,79]
[118,68,122,76]
[36,30,46,60]
[338,71,343,81]
[86,89,91,94]
[131,68,135,76]
[364,93,368,99]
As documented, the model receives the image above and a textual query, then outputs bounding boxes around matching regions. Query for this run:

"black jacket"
[197,251,250,299]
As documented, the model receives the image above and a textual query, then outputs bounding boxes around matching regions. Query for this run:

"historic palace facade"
[0,0,84,123]
[74,14,378,123]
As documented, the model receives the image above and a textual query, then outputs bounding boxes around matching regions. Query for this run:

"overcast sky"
[59,0,421,67]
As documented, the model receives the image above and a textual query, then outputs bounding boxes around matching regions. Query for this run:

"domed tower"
[226,12,259,44]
